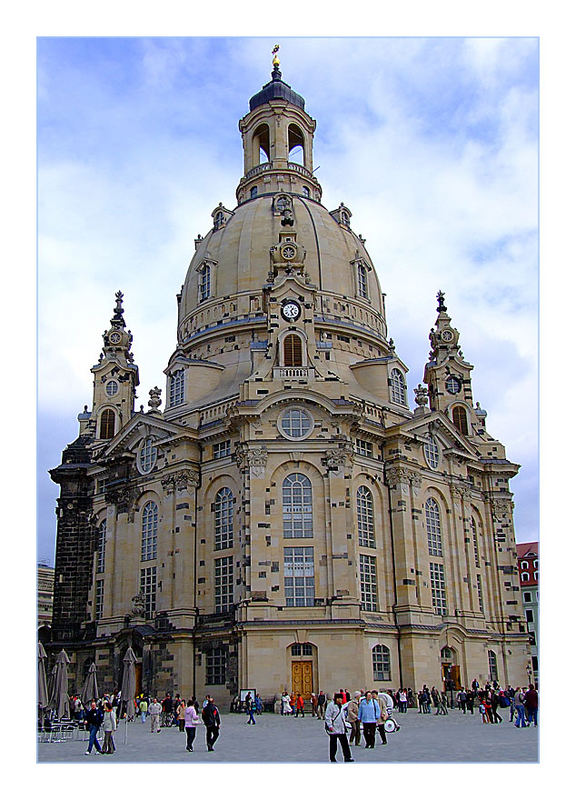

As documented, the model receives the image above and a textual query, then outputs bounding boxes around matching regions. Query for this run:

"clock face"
[276,196,289,212]
[281,301,301,321]
[282,245,296,260]
[109,332,122,344]
[440,329,453,342]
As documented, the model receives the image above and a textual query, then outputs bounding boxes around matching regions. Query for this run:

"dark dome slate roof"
[249,67,305,111]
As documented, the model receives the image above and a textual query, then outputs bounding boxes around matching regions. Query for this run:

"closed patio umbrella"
[80,662,99,707]
[120,646,137,743]
[49,649,71,720]
[38,642,49,710]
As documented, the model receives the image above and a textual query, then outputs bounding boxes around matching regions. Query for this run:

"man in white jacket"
[324,693,355,763]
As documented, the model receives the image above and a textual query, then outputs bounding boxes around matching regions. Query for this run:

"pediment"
[391,411,480,460]
[99,413,196,459]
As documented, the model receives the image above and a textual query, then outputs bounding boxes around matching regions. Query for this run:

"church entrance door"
[291,661,313,699]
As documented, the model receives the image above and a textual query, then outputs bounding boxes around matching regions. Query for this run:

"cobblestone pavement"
[37,709,538,764]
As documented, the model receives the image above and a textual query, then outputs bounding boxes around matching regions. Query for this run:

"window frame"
[357,485,376,548]
[141,500,158,562]
[372,644,391,682]
[284,546,315,607]
[214,487,234,551]
[282,473,313,539]
[389,368,407,406]
[359,553,378,611]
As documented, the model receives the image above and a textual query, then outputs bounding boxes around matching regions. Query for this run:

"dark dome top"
[249,67,305,111]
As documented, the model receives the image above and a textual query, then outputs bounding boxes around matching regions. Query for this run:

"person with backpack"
[84,700,104,755]
[202,696,221,751]
[324,693,354,763]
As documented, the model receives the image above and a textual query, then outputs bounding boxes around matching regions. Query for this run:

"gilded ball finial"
[272,44,280,67]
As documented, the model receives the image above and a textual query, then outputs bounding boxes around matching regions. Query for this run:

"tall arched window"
[425,497,443,556]
[390,369,407,406]
[199,264,211,301]
[357,486,375,548]
[141,501,158,562]
[283,473,313,538]
[283,334,303,367]
[452,405,469,435]
[470,517,480,567]
[372,645,391,681]
[357,264,369,299]
[99,409,115,440]
[97,519,106,574]
[488,650,498,682]
[214,487,234,550]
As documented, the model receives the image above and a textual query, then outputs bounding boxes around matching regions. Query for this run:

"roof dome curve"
[178,194,387,348]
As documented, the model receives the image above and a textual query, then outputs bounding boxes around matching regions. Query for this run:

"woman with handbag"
[324,693,354,763]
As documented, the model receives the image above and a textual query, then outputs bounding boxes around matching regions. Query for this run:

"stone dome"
[178,193,387,347]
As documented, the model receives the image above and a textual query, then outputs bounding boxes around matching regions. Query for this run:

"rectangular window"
[357,264,369,299]
[199,265,211,301]
[140,566,157,617]
[213,440,231,459]
[359,553,378,611]
[524,591,532,603]
[95,579,104,620]
[284,546,315,607]
[214,556,234,612]
[525,609,533,623]
[430,562,447,616]
[169,369,185,406]
[206,647,226,685]
[355,438,373,458]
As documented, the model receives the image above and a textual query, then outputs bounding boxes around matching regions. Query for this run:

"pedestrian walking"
[84,700,104,755]
[149,697,162,733]
[398,689,408,713]
[245,693,257,724]
[347,691,362,746]
[324,693,354,763]
[295,693,305,718]
[317,690,326,719]
[281,691,292,715]
[310,693,318,718]
[177,698,186,732]
[139,697,148,724]
[101,702,117,753]
[184,699,201,751]
[202,696,221,751]
[524,685,538,727]
[358,690,380,749]
[490,691,502,723]
[514,688,527,728]
[161,693,173,727]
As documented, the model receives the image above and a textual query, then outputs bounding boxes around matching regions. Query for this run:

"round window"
[278,407,313,440]
[138,437,158,474]
[424,435,440,470]
[105,380,119,397]
[446,375,461,395]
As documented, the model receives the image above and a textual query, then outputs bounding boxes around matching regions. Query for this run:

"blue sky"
[37,36,539,565]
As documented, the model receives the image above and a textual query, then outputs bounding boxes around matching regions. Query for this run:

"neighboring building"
[517,541,539,684]
[38,563,55,635]
[47,56,531,704]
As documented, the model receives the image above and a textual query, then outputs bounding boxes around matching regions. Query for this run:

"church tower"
[49,49,531,702]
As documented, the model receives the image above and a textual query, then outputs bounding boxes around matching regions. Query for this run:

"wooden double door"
[291,661,313,699]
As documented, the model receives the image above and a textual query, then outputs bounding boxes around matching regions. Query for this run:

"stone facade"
[47,59,531,704]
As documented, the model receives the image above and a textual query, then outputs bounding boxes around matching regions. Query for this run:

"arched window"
[425,497,442,556]
[138,437,157,475]
[199,264,211,301]
[283,473,313,538]
[372,645,391,681]
[288,124,304,165]
[452,405,469,435]
[99,409,115,440]
[214,487,234,551]
[250,186,258,199]
[357,486,375,548]
[488,650,498,682]
[141,501,158,562]
[470,517,480,567]
[357,264,369,299]
[441,646,453,661]
[283,334,303,367]
[96,519,106,574]
[253,123,270,163]
[390,369,407,406]
[169,369,185,407]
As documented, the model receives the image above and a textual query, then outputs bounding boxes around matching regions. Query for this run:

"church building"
[48,54,531,705]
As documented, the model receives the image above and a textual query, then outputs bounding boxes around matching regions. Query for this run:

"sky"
[36,35,539,565]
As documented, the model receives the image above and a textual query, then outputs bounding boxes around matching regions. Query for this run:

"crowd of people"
[42,678,538,760]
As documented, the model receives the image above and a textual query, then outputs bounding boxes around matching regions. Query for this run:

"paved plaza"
[37,708,538,764]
